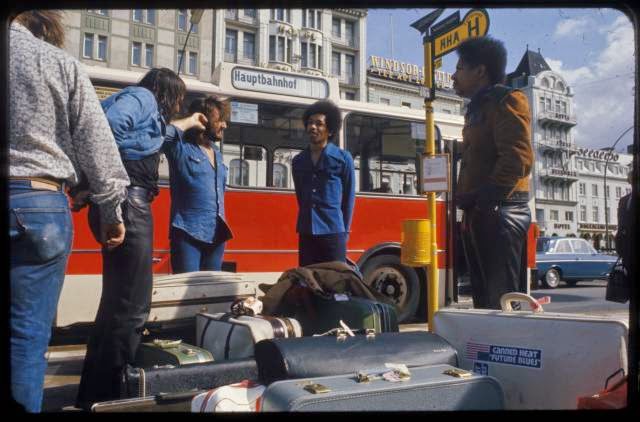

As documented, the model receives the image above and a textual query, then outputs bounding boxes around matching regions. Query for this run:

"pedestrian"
[163,96,233,273]
[9,10,129,412]
[292,100,356,266]
[452,36,534,310]
[76,68,195,409]
[615,165,634,272]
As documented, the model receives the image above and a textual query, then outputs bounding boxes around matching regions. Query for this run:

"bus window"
[345,113,425,196]
[224,100,308,188]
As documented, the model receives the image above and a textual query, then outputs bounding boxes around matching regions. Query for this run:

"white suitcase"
[433,294,628,410]
[196,312,302,361]
[191,380,266,412]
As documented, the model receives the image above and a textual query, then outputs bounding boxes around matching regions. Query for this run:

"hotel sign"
[368,55,454,89]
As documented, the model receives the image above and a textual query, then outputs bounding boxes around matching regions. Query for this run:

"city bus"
[56,62,538,327]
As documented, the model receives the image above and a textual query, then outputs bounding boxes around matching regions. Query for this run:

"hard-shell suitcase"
[134,339,213,368]
[260,364,504,411]
[433,302,629,410]
[196,312,302,360]
[294,294,399,335]
[122,358,259,398]
[254,331,458,385]
[91,391,200,412]
[191,380,266,412]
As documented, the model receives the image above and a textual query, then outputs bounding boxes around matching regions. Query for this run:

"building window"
[345,92,355,100]
[592,206,599,222]
[225,29,238,62]
[132,9,155,25]
[273,163,288,188]
[269,35,291,63]
[565,211,574,222]
[345,54,355,84]
[579,183,585,196]
[616,186,622,198]
[188,52,198,75]
[605,207,611,221]
[83,33,108,61]
[580,205,587,222]
[401,102,411,108]
[244,9,257,18]
[380,98,390,105]
[303,9,322,30]
[225,9,238,19]
[176,50,197,75]
[301,41,321,69]
[132,41,153,67]
[550,210,559,221]
[332,17,341,37]
[177,9,199,33]
[577,159,583,170]
[545,98,551,110]
[271,9,289,22]
[345,21,355,45]
[331,51,340,76]
[605,185,610,198]
[243,32,255,60]
[592,184,598,197]
[229,159,249,186]
[88,9,108,16]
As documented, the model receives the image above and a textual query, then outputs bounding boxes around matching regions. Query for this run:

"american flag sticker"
[465,342,491,361]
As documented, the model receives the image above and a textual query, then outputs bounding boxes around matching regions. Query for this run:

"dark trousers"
[299,232,347,267]
[76,187,154,408]
[461,202,530,310]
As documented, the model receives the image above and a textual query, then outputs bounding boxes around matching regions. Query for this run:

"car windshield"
[536,238,556,252]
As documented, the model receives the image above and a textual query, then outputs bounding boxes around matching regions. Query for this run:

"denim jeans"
[170,225,226,273]
[298,232,347,267]
[9,182,72,412]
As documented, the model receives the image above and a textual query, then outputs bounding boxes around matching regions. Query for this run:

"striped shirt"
[9,22,129,224]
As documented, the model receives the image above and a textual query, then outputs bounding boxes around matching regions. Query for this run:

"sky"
[367,7,635,153]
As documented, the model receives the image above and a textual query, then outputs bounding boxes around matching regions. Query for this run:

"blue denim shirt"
[101,86,165,161]
[292,142,355,235]
[162,126,232,244]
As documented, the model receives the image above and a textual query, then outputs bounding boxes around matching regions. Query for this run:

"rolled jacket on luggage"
[254,331,458,385]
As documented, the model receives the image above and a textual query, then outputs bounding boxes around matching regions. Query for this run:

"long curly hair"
[14,10,66,48]
[137,68,186,122]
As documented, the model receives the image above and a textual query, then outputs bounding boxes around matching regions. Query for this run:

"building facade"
[62,8,367,100]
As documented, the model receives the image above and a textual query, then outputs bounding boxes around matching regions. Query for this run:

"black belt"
[127,186,155,201]
[502,191,529,203]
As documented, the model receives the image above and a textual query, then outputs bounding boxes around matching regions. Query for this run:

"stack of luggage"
[91,262,506,412]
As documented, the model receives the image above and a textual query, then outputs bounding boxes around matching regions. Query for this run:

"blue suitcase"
[260,364,504,412]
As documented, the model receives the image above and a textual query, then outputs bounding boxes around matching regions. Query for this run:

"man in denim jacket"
[292,100,356,266]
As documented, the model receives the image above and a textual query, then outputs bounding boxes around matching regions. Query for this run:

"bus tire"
[360,254,420,323]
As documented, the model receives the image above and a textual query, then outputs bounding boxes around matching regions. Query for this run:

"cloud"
[546,15,634,151]
[553,16,591,38]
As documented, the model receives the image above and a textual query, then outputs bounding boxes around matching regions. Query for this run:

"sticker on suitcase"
[465,342,542,369]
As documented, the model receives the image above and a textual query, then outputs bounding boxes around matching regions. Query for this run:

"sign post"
[411,8,489,330]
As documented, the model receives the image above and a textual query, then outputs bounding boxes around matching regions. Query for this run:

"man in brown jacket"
[452,36,533,309]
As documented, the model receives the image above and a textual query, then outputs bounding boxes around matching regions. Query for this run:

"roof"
[506,49,552,83]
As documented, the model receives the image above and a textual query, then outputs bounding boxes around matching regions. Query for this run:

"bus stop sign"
[433,9,489,58]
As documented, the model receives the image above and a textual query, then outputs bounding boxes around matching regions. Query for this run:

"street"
[41,280,629,412]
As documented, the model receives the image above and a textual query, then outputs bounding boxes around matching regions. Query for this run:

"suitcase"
[294,294,398,335]
[196,312,302,360]
[433,306,629,409]
[91,391,201,412]
[191,380,266,412]
[134,339,213,368]
[122,358,259,398]
[260,364,504,411]
[254,331,458,385]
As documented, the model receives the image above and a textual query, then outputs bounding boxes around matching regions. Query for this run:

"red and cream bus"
[56,62,537,327]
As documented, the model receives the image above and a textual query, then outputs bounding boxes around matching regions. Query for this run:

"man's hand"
[70,189,90,212]
[171,112,208,132]
[455,191,477,211]
[102,223,125,250]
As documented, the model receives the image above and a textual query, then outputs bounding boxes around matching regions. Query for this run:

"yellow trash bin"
[401,219,431,267]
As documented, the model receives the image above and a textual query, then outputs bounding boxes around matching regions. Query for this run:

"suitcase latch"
[303,383,331,394]
[443,368,473,379]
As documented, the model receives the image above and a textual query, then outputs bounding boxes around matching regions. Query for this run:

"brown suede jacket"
[457,85,533,199]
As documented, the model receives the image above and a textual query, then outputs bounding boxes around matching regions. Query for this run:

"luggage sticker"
[465,342,542,369]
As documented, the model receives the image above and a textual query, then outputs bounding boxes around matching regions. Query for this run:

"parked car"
[535,237,618,289]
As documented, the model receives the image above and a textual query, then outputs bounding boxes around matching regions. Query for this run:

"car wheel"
[542,268,561,289]
[565,280,578,287]
[361,254,420,323]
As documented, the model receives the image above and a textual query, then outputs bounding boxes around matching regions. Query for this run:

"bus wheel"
[361,254,420,323]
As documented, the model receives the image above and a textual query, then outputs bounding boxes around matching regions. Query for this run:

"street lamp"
[177,9,204,76]
[603,125,633,251]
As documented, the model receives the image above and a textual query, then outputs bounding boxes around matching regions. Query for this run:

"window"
[401,102,411,108]
[83,33,108,61]
[225,29,238,61]
[223,101,308,189]
[303,9,322,30]
[545,98,551,110]
[145,44,154,68]
[345,21,355,45]
[178,9,198,33]
[346,114,428,196]
[271,9,289,22]
[580,205,587,222]
[571,239,591,254]
[132,9,155,25]
[225,9,238,19]
[577,160,583,170]
[345,54,355,84]
[550,210,559,221]
[592,206,599,222]
[131,42,146,66]
[176,50,197,75]
[301,41,321,69]
[579,183,585,196]
[538,97,545,112]
[345,92,355,100]
[380,98,390,105]
[565,211,574,221]
[269,35,291,63]
[244,9,257,18]
[88,9,108,16]
[605,185,610,198]
[332,18,341,37]
[188,52,197,75]
[83,33,93,58]
[592,184,598,197]
[555,240,572,253]
[616,186,622,198]
[243,32,255,60]
[331,52,341,76]
[605,207,611,221]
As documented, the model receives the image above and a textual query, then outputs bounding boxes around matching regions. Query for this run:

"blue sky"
[367,7,635,152]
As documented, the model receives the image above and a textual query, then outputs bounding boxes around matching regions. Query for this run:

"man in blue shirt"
[292,100,355,266]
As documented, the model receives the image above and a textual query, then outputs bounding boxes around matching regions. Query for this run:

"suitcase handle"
[500,292,545,313]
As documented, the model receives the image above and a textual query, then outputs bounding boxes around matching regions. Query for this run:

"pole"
[604,125,634,251]
[422,37,438,331]
[177,21,194,77]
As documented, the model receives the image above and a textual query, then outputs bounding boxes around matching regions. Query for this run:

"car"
[535,237,618,289]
